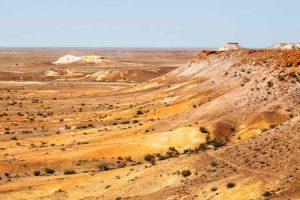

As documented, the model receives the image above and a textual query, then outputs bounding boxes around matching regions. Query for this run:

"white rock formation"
[53,55,81,64]
[218,43,241,51]
[53,54,107,65]
[268,43,300,50]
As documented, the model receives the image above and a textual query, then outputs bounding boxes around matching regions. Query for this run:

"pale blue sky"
[0,0,299,47]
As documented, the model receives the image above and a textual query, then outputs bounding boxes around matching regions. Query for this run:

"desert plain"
[0,45,299,200]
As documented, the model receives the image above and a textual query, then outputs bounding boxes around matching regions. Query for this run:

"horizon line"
[0,46,209,49]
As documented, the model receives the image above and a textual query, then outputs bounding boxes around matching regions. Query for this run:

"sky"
[0,0,299,48]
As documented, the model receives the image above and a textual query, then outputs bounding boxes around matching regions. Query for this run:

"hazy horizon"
[1,0,299,48]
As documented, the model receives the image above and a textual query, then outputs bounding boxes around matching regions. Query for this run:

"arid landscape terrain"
[0,45,299,200]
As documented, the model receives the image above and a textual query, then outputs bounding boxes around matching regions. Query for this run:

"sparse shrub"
[75,125,88,129]
[262,191,272,197]
[11,136,18,140]
[205,134,211,141]
[208,139,226,148]
[181,170,191,177]
[136,110,144,115]
[132,119,139,124]
[199,127,209,133]
[17,112,24,116]
[98,163,110,171]
[183,149,189,154]
[183,148,195,154]
[269,124,277,129]
[64,169,76,175]
[144,154,155,162]
[33,170,40,176]
[165,147,180,158]
[117,156,123,160]
[198,143,208,152]
[261,128,268,133]
[211,187,218,191]
[117,161,127,168]
[88,123,94,128]
[45,168,55,174]
[125,156,132,162]
[157,155,168,161]
[144,154,156,165]
[204,135,226,149]
[210,161,218,167]
[267,81,273,87]
[226,182,236,188]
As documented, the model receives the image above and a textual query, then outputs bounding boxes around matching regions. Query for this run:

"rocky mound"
[268,43,300,50]
[53,54,112,65]
[217,42,241,51]
[86,67,175,82]
[53,55,81,64]
[80,54,105,63]
[45,67,70,76]
[45,67,84,78]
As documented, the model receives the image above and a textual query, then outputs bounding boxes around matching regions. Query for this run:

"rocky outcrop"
[217,42,241,51]
[268,43,300,50]
[53,55,81,64]
[53,54,109,65]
